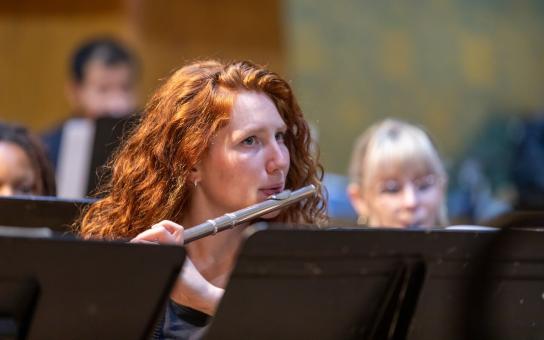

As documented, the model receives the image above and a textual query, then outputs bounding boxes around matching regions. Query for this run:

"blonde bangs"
[360,121,446,188]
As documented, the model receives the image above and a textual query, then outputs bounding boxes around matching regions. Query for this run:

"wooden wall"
[0,0,285,131]
[285,0,544,173]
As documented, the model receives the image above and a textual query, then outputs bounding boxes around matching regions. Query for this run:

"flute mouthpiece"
[268,190,292,200]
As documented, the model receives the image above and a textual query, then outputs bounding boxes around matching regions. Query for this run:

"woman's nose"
[266,142,289,175]
[401,184,418,208]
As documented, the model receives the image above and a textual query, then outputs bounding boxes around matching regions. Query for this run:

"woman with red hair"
[79,60,326,337]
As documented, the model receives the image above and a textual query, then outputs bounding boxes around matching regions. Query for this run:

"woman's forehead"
[228,92,285,131]
[0,141,30,164]
[368,156,434,182]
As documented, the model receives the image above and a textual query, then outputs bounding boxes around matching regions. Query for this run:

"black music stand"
[87,116,138,195]
[482,209,544,228]
[0,236,184,339]
[203,226,544,340]
[0,195,95,233]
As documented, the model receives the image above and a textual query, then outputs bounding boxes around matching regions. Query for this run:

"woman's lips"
[400,219,422,229]
[259,186,284,197]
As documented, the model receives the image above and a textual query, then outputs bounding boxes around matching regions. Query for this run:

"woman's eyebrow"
[232,123,287,137]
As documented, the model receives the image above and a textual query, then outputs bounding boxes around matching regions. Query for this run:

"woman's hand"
[130,220,184,245]
[130,220,224,315]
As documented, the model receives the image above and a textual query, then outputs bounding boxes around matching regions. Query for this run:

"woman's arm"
[170,257,224,315]
[131,220,223,315]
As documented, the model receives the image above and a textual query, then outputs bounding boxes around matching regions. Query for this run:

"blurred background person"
[448,111,544,225]
[42,37,139,198]
[42,37,139,169]
[347,119,448,229]
[66,37,138,120]
[0,122,56,196]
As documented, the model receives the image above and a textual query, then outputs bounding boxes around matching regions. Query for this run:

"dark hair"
[71,37,138,83]
[0,122,56,196]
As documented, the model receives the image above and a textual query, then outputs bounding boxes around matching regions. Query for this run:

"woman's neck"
[185,227,246,287]
[181,200,247,288]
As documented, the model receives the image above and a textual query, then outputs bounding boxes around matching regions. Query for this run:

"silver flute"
[184,184,316,244]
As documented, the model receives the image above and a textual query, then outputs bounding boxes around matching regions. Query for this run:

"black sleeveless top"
[152,299,210,340]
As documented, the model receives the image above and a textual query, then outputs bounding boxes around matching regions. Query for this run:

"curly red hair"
[79,60,326,239]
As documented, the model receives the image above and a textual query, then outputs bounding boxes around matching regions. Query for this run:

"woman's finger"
[131,227,178,245]
[153,220,184,233]
[151,220,184,244]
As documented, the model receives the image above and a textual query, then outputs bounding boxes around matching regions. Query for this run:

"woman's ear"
[347,183,369,217]
[188,163,202,185]
[440,175,448,192]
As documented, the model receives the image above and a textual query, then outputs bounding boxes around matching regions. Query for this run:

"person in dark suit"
[42,37,139,169]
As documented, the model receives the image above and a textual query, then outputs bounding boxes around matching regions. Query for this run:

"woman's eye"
[16,185,33,195]
[275,131,286,142]
[381,180,401,194]
[417,182,431,191]
[415,175,437,191]
[242,136,257,146]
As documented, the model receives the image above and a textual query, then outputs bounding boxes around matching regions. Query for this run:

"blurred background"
[2,0,544,222]
[0,0,286,130]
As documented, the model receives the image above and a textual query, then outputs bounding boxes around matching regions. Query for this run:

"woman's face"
[0,141,36,196]
[348,168,444,229]
[193,91,290,217]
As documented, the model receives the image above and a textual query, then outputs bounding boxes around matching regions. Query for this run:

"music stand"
[55,115,137,198]
[0,236,184,339]
[87,116,138,195]
[0,196,95,233]
[482,209,544,228]
[203,226,544,340]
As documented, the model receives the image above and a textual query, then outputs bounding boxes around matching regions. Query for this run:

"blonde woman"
[347,119,448,229]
